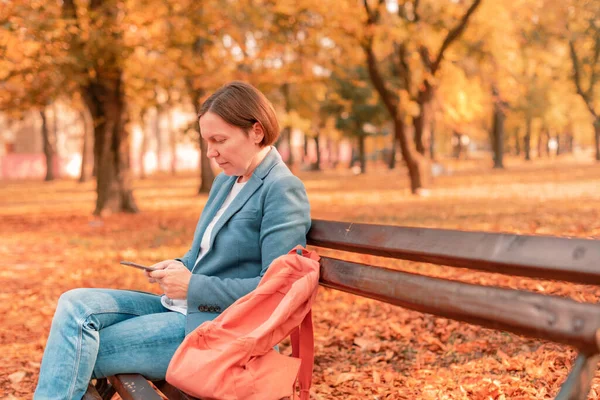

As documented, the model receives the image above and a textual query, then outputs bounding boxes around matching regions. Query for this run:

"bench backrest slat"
[308,220,600,285]
[319,256,600,354]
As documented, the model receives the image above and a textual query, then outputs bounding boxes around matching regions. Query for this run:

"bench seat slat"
[308,219,600,285]
[108,374,164,400]
[319,256,600,354]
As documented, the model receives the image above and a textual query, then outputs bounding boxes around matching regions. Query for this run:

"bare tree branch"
[362,0,398,118]
[418,45,432,72]
[396,42,412,91]
[364,42,399,118]
[586,28,600,99]
[431,0,482,74]
[363,0,375,24]
[62,0,77,19]
[363,0,385,24]
[569,38,598,119]
[413,0,420,23]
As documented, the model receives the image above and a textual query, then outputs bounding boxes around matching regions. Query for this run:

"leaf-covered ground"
[2,156,600,399]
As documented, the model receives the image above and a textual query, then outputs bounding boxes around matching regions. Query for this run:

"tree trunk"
[555,134,561,156]
[283,127,293,166]
[40,108,55,181]
[303,133,309,161]
[314,133,321,171]
[79,109,92,183]
[139,108,148,179]
[83,73,138,216]
[413,84,434,156]
[197,134,214,193]
[429,117,436,160]
[92,111,98,177]
[388,132,397,169]
[453,131,461,159]
[357,132,366,174]
[364,42,428,193]
[595,118,600,161]
[514,127,521,156]
[191,90,214,193]
[524,117,532,161]
[395,117,428,193]
[168,107,177,175]
[328,137,338,167]
[155,105,164,172]
[566,132,574,153]
[537,127,546,158]
[281,83,294,167]
[492,100,505,169]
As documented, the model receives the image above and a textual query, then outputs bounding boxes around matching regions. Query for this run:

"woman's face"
[199,111,264,177]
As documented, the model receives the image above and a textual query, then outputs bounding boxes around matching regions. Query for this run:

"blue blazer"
[177,148,311,334]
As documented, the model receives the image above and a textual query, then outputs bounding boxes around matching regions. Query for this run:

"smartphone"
[120,261,157,272]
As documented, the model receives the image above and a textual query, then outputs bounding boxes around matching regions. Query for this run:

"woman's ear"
[251,122,265,144]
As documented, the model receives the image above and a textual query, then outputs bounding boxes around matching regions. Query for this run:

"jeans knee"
[56,288,92,319]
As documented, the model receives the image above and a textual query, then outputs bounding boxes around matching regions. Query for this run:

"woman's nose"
[207,146,219,158]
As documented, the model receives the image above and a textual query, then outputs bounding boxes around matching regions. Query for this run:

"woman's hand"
[144,259,178,283]
[148,262,192,300]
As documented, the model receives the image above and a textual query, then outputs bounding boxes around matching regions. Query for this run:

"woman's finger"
[149,269,168,279]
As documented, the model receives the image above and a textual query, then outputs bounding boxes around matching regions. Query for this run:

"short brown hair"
[198,81,280,146]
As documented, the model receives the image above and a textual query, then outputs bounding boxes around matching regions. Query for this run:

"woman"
[34,81,311,399]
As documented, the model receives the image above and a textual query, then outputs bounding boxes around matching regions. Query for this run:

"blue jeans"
[34,288,186,400]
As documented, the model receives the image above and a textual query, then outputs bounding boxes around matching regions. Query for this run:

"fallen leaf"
[9,371,26,384]
[335,372,357,386]
[373,369,381,384]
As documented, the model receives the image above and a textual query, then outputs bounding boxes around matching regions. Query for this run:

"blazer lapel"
[207,175,263,250]
[188,176,236,268]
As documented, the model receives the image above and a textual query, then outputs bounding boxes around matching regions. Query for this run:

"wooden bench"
[86,219,600,399]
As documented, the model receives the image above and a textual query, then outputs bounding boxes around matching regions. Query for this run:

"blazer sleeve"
[186,174,311,311]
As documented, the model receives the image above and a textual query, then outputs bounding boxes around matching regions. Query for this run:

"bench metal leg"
[83,382,102,400]
[93,378,116,400]
[555,353,599,400]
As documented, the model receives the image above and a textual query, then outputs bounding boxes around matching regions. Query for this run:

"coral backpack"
[166,246,320,400]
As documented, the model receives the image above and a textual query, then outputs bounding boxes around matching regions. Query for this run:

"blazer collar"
[209,146,282,206]
[252,146,282,180]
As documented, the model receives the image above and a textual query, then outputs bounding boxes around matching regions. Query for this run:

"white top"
[161,180,248,314]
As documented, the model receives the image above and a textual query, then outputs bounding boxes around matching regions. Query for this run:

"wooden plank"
[555,353,600,400]
[319,257,600,354]
[154,381,199,400]
[308,220,600,285]
[107,374,163,400]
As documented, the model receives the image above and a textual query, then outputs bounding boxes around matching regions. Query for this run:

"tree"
[358,1,429,193]
[355,0,481,193]
[79,108,93,182]
[322,67,387,174]
[0,2,70,181]
[567,2,600,161]
[491,86,506,168]
[60,0,138,215]
[39,107,56,181]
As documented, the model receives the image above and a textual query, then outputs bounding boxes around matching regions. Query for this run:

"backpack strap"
[291,309,314,400]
